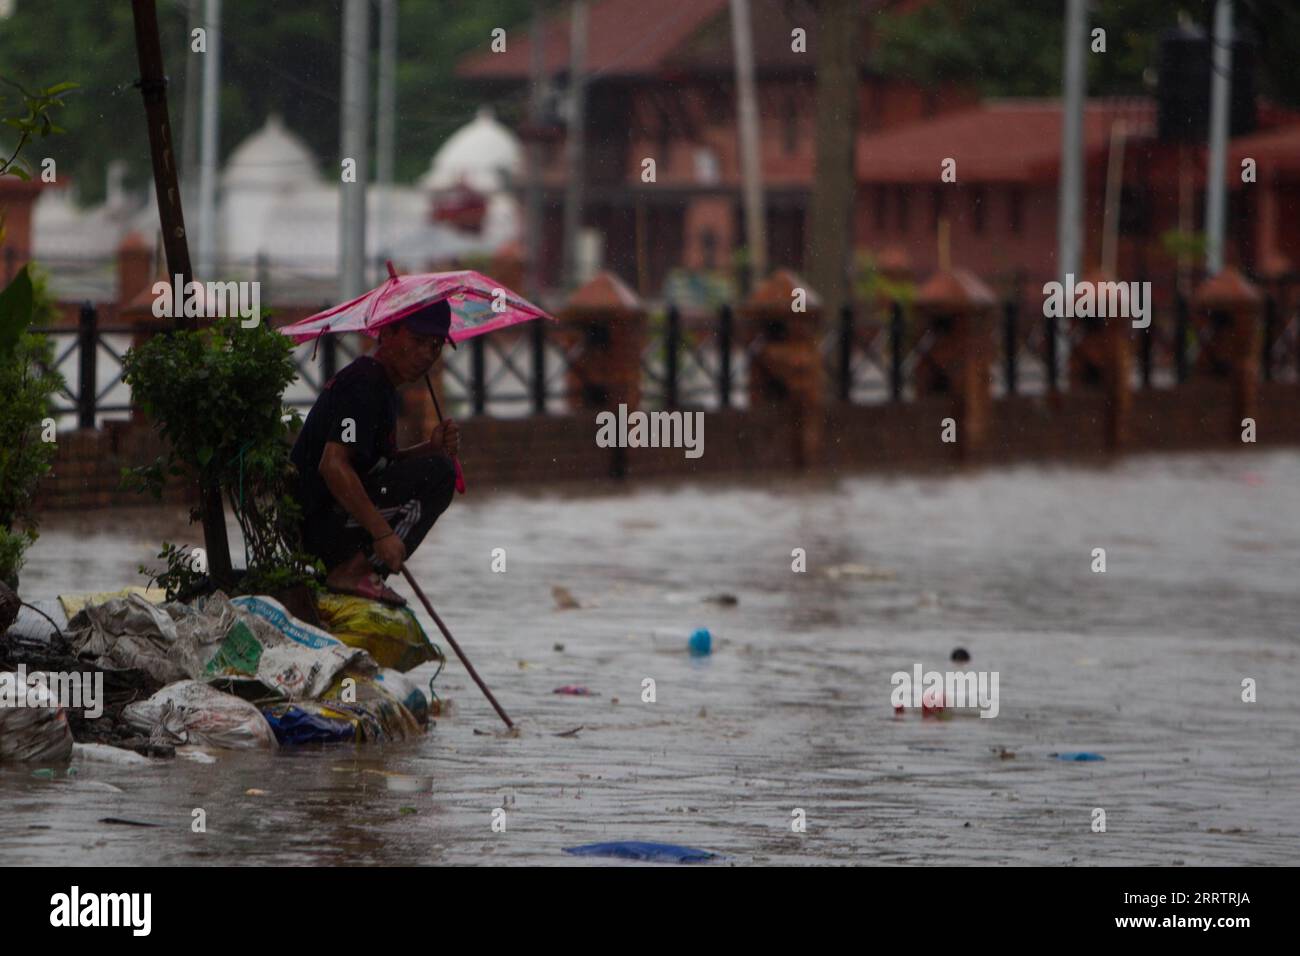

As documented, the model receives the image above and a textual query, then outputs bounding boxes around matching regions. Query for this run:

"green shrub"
[122,317,320,599]
[0,265,64,586]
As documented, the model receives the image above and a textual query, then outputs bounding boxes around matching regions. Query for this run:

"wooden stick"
[401,566,513,729]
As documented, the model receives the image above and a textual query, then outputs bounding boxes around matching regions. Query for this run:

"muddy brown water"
[4,450,1299,865]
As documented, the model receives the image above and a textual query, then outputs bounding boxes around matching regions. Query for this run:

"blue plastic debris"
[1051,752,1106,761]
[563,841,717,863]
[688,628,712,657]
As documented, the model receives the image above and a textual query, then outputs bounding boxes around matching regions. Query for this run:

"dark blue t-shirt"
[291,356,400,516]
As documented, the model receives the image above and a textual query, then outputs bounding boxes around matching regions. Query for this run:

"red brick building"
[457,0,970,296]
[855,97,1300,287]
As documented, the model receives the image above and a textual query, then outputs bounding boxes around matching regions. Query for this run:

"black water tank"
[1157,24,1257,143]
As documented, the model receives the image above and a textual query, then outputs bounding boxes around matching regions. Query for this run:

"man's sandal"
[327,574,407,608]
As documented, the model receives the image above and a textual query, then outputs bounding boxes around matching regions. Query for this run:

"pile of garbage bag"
[0,588,444,762]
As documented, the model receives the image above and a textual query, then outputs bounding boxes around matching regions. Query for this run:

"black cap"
[402,299,457,348]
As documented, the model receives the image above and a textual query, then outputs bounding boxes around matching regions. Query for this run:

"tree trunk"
[130,0,234,586]
[805,0,865,327]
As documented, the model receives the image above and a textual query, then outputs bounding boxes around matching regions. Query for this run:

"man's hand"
[373,531,407,573]
[431,419,461,457]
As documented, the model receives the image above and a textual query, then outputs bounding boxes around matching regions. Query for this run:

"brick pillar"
[740,269,825,468]
[1068,267,1133,449]
[118,234,165,424]
[1192,266,1263,440]
[913,268,996,460]
[560,270,646,412]
[117,232,154,306]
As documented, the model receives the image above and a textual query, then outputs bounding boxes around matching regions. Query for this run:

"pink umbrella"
[280,262,556,493]
[280,262,554,346]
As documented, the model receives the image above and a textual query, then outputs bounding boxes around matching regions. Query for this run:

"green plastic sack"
[314,593,440,673]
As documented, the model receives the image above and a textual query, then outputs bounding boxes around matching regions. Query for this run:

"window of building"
[693,147,720,185]
[971,185,986,234]
[701,228,717,270]
[895,189,910,234]
[657,109,672,164]
[1119,185,1149,236]
[1008,186,1024,235]
[783,96,800,156]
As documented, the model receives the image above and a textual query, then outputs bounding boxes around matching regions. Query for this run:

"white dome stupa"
[419,105,522,194]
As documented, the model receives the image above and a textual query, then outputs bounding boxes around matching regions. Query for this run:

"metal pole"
[78,304,97,430]
[525,0,548,301]
[730,0,767,290]
[665,305,680,408]
[1205,0,1234,274]
[531,317,547,414]
[339,0,370,301]
[196,0,221,278]
[837,303,852,402]
[1004,299,1018,395]
[471,336,486,415]
[560,0,588,290]
[719,304,734,407]
[180,0,202,213]
[1058,0,1086,281]
[890,301,904,402]
[375,0,397,264]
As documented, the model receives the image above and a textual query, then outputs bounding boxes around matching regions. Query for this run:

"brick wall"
[34,383,1300,510]
[36,421,191,511]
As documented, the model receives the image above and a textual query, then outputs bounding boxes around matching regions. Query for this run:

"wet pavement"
[5,449,1300,865]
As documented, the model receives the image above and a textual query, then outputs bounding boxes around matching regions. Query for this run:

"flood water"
[6,449,1300,865]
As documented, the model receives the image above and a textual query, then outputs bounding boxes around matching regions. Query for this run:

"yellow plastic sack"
[59,586,166,619]
[314,593,440,673]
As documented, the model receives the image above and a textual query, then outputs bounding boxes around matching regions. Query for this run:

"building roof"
[456,0,903,81]
[856,98,1158,184]
[1229,122,1300,175]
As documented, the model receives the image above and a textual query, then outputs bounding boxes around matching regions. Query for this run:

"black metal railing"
[30,280,1300,428]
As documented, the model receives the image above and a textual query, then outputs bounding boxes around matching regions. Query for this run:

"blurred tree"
[875,0,1300,109]
[0,0,533,206]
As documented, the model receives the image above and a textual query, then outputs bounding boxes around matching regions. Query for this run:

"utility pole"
[1057,0,1086,283]
[375,0,397,277]
[196,0,221,278]
[805,0,863,327]
[525,0,548,301]
[339,0,370,300]
[730,0,766,292]
[1205,0,1233,274]
[180,0,202,214]
[130,0,233,585]
[560,0,587,290]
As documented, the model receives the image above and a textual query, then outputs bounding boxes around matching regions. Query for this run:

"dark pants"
[302,454,456,574]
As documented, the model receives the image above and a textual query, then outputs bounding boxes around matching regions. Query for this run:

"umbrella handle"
[425,373,466,494]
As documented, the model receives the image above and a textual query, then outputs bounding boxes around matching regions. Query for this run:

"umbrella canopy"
[279,264,554,345]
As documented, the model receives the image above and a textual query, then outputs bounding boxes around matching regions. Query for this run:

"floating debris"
[823,564,896,581]
[552,586,582,610]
